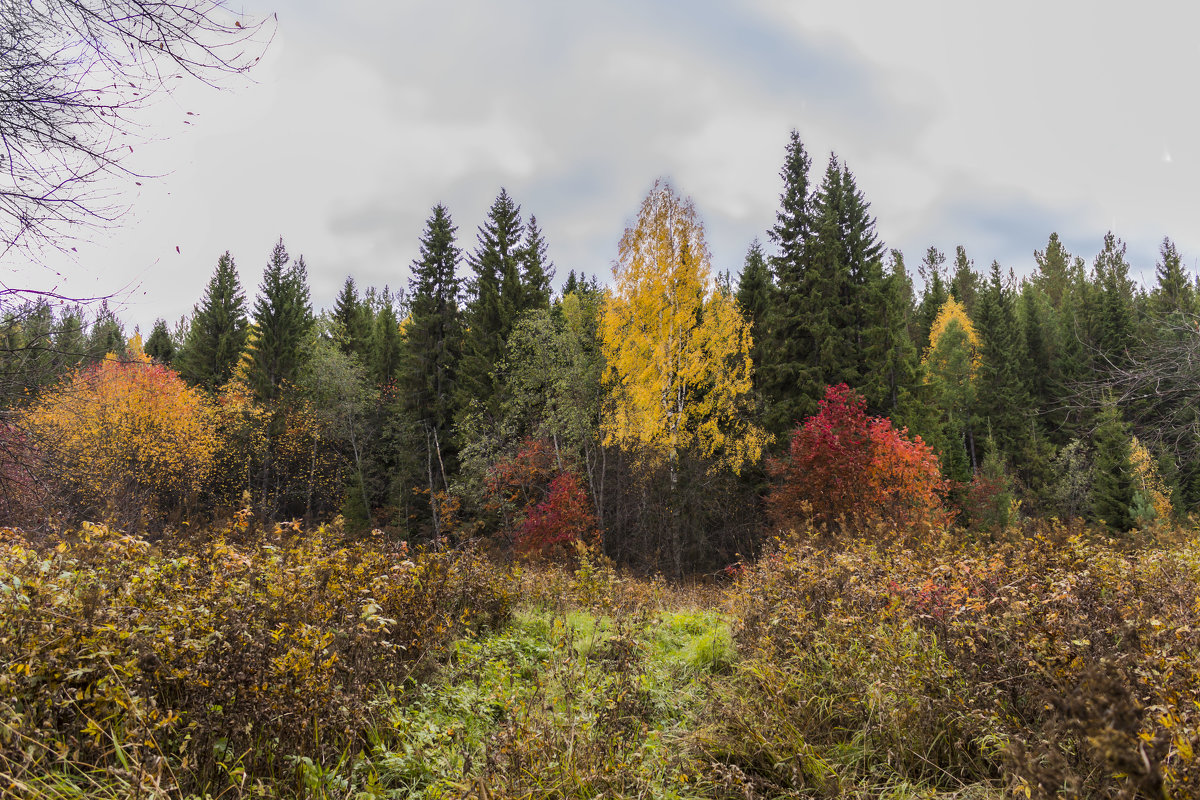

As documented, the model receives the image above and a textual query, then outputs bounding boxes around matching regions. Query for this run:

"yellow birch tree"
[599,179,766,477]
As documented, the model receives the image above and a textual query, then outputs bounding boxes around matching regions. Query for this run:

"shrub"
[767,383,952,536]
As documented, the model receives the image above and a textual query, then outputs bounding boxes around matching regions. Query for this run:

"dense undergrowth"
[1,519,1199,799]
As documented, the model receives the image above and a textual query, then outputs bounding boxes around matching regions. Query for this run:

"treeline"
[2,131,1197,571]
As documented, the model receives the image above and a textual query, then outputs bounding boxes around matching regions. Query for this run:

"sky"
[13,0,1200,331]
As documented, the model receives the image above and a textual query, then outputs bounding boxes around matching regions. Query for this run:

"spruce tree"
[332,275,373,362]
[1033,233,1073,310]
[762,129,813,435]
[519,215,554,311]
[144,318,176,364]
[248,238,313,402]
[974,261,1031,458]
[1092,397,1135,532]
[404,204,462,488]
[372,287,402,386]
[88,301,125,359]
[915,246,949,349]
[179,251,249,390]
[459,189,524,416]
[950,245,979,314]
[1152,237,1195,316]
[1093,231,1137,368]
[735,239,773,390]
[875,250,919,414]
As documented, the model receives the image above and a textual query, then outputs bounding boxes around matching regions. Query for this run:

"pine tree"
[519,214,553,311]
[735,239,773,390]
[179,251,249,390]
[144,318,176,364]
[332,275,373,362]
[762,129,813,435]
[248,238,313,402]
[459,189,524,416]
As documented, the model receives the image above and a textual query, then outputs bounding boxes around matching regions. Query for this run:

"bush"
[0,519,514,797]
[767,383,952,536]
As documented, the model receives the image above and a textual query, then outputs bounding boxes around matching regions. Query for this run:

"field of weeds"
[1,520,1198,799]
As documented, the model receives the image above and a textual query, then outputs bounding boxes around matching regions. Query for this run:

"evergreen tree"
[915,246,949,349]
[762,129,813,435]
[950,245,979,314]
[371,287,402,387]
[53,308,86,371]
[974,261,1031,458]
[459,189,524,416]
[144,318,176,364]
[875,250,919,414]
[179,251,249,390]
[404,204,463,490]
[331,275,373,362]
[735,239,773,390]
[248,238,313,402]
[1152,236,1195,316]
[1092,397,1135,532]
[1093,231,1137,368]
[88,300,125,359]
[1033,232,1074,310]
[518,214,554,311]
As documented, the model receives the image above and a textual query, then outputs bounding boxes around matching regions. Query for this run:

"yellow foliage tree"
[922,296,981,376]
[1130,436,1172,522]
[599,179,766,477]
[24,338,218,523]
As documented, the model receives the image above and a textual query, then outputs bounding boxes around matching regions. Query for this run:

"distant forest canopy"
[3,130,1197,573]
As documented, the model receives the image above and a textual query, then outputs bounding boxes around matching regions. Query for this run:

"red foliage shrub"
[767,384,952,534]
[517,470,599,557]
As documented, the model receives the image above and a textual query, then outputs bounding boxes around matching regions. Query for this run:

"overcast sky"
[15,1,1200,331]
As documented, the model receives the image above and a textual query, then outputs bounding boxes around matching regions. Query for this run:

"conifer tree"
[332,275,373,362]
[974,261,1031,457]
[1093,231,1137,369]
[248,238,313,402]
[372,287,402,387]
[88,300,125,359]
[519,215,554,311]
[179,251,249,390]
[1152,237,1195,316]
[144,318,176,364]
[762,129,813,435]
[915,246,949,349]
[875,250,919,414]
[459,189,524,416]
[735,239,773,390]
[404,204,462,491]
[1033,232,1074,310]
[1092,397,1135,532]
[950,245,979,314]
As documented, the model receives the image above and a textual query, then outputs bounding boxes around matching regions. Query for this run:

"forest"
[2,129,1200,799]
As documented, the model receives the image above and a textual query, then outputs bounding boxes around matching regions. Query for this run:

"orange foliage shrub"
[23,343,217,523]
[767,384,952,535]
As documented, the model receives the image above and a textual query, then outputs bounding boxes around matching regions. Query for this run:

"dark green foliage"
[915,246,949,351]
[1093,232,1137,369]
[372,287,403,387]
[1152,237,1195,316]
[1092,397,1135,532]
[1033,232,1074,310]
[88,300,125,359]
[459,189,526,417]
[331,275,373,362]
[735,239,773,390]
[144,318,175,364]
[875,250,919,414]
[949,245,979,314]
[248,238,313,402]
[519,214,554,311]
[974,261,1031,458]
[179,251,249,390]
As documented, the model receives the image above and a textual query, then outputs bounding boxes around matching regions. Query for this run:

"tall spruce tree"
[915,246,949,349]
[1092,396,1135,532]
[88,300,125,359]
[1152,237,1195,316]
[372,286,402,387]
[459,189,524,416]
[875,250,919,414]
[762,129,813,435]
[180,251,248,390]
[1093,231,1137,369]
[974,261,1031,458]
[248,238,313,402]
[405,204,463,489]
[950,245,979,315]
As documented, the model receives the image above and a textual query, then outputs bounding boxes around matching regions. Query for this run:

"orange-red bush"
[767,383,951,534]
